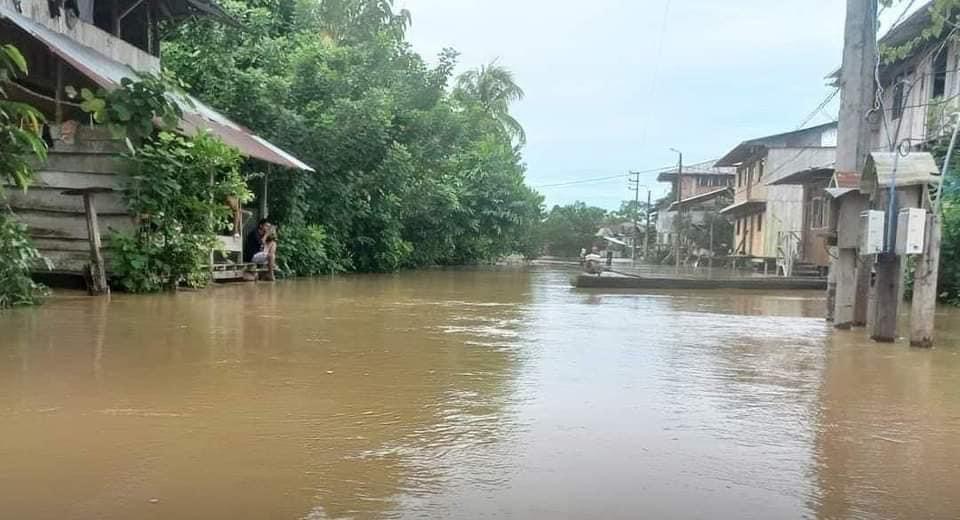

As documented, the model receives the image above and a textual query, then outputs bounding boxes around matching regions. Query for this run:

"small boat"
[572,272,826,291]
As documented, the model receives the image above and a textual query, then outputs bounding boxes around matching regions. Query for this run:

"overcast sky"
[397,0,916,210]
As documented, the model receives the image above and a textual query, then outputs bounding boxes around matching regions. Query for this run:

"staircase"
[790,262,826,277]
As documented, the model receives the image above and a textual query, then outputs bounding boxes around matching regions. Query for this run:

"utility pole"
[644,189,652,261]
[629,171,641,262]
[911,115,959,346]
[833,0,876,329]
[671,148,683,270]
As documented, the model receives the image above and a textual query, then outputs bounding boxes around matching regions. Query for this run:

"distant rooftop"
[656,159,735,182]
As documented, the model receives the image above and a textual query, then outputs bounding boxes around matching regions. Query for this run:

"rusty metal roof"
[1,5,312,171]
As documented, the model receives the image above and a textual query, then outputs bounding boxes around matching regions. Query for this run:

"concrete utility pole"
[644,189,652,261]
[629,171,641,262]
[671,148,683,270]
[833,0,877,329]
[910,116,959,347]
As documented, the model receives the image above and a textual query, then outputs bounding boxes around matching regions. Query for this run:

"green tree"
[161,0,543,272]
[455,60,527,145]
[540,202,608,257]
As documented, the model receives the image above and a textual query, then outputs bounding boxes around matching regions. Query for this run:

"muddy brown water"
[2,267,960,519]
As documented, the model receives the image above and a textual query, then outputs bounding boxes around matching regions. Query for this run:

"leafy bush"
[278,224,347,276]
[77,73,185,143]
[0,214,49,308]
[0,44,47,191]
[1,45,48,309]
[109,131,252,292]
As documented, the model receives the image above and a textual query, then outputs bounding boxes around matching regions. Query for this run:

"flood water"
[2,267,960,519]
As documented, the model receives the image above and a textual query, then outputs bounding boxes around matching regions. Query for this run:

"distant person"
[252,233,277,281]
[584,246,603,275]
[244,220,277,280]
[244,219,269,263]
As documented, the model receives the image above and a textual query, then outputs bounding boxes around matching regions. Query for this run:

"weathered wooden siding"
[2,146,134,275]
[874,40,960,152]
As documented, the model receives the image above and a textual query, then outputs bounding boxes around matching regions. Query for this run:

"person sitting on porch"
[252,234,277,281]
[244,219,277,281]
[244,219,269,263]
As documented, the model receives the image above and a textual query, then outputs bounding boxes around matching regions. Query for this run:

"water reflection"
[0,270,532,520]
[2,268,960,518]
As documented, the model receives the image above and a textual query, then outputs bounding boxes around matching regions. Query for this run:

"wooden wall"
[3,132,134,274]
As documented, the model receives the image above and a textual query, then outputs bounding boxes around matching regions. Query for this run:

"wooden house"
[716,123,837,271]
[654,160,734,248]
[0,0,311,283]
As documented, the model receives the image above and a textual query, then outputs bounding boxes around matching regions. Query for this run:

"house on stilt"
[0,0,312,285]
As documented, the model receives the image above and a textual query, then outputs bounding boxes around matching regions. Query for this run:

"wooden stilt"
[82,192,109,296]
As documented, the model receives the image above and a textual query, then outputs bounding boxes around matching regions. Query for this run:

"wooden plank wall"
[3,146,134,274]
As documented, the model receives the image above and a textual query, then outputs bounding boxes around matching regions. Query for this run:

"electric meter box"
[860,210,885,255]
[896,207,927,255]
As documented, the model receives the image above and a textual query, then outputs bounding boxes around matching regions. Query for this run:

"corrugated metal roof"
[770,165,834,186]
[863,152,940,191]
[656,159,735,182]
[667,187,731,211]
[832,170,860,189]
[1,5,313,172]
[716,122,838,167]
[719,199,766,217]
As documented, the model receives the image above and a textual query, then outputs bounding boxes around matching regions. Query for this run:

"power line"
[797,88,840,129]
[533,163,681,189]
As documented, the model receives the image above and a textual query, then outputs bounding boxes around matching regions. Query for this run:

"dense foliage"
[110,132,252,292]
[540,202,616,257]
[1,45,48,308]
[929,135,960,303]
[77,73,185,143]
[160,0,543,272]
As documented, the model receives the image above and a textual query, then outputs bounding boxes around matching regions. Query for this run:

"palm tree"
[455,60,527,145]
[311,0,412,43]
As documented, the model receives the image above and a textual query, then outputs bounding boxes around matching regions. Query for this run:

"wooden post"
[260,168,270,220]
[910,213,941,347]
[832,0,877,325]
[82,193,109,295]
[54,61,64,125]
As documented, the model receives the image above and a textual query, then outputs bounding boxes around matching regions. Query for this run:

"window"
[933,50,948,99]
[736,219,741,234]
[892,72,907,120]
[757,160,765,179]
[756,214,762,232]
[810,197,828,229]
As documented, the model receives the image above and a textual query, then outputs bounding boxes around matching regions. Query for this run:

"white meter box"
[896,208,927,255]
[860,210,885,255]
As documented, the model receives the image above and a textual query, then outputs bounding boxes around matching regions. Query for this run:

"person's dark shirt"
[244,228,263,262]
